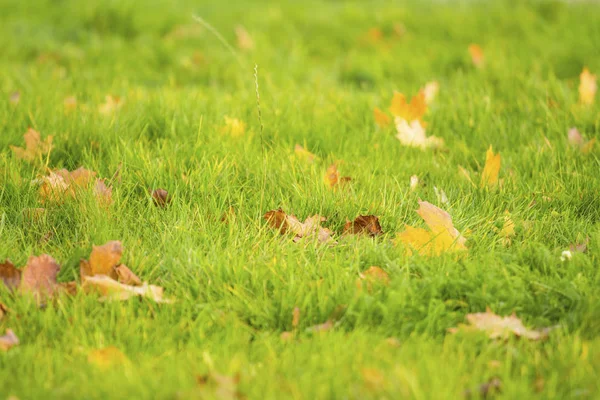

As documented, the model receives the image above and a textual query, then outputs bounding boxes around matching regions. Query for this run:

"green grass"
[1,0,599,398]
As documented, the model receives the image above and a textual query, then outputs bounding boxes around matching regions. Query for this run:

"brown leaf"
[343,215,382,237]
[0,329,19,351]
[68,167,97,188]
[82,275,171,303]
[450,308,549,341]
[115,265,142,286]
[151,188,171,207]
[20,254,60,301]
[264,209,335,244]
[37,171,69,203]
[0,260,22,291]
[88,241,122,279]
[10,128,53,163]
[94,179,113,206]
[324,164,351,188]
[57,281,78,296]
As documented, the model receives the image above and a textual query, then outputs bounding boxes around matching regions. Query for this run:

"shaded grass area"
[1,0,599,398]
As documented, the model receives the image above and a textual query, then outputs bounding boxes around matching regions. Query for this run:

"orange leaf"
[579,67,597,105]
[88,241,122,279]
[468,44,484,68]
[324,164,351,188]
[481,146,501,188]
[10,128,53,163]
[0,260,21,291]
[343,215,383,237]
[373,107,391,128]
[115,265,142,286]
[19,254,61,302]
[389,91,427,122]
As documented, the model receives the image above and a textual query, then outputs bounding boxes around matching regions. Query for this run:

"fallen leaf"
[223,116,246,137]
[94,179,113,206]
[82,275,170,303]
[356,266,390,292]
[0,329,19,351]
[480,146,501,189]
[10,128,53,163]
[37,171,69,203]
[464,377,501,398]
[306,320,333,333]
[423,81,439,104]
[373,107,391,128]
[98,95,122,115]
[468,44,484,68]
[324,164,351,188]
[0,260,22,291]
[343,216,383,237]
[389,91,427,123]
[151,188,171,207]
[395,201,467,256]
[20,254,61,301]
[115,265,142,286]
[235,25,254,51]
[434,186,449,205]
[87,241,122,279]
[88,346,128,369]
[450,308,550,340]
[22,207,47,223]
[197,372,244,400]
[499,211,515,247]
[294,144,317,163]
[292,307,301,328]
[64,96,77,111]
[568,127,596,154]
[264,209,334,243]
[361,368,386,390]
[579,68,597,105]
[395,118,443,149]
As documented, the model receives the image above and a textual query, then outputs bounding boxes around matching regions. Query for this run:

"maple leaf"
[389,91,427,123]
[235,25,254,51]
[10,128,53,163]
[20,254,61,302]
[264,209,335,243]
[35,168,113,205]
[395,118,443,149]
[480,146,501,189]
[294,144,317,163]
[343,215,383,237]
[98,95,122,115]
[324,164,351,188]
[423,81,439,104]
[449,308,551,341]
[395,201,467,256]
[0,329,19,351]
[373,107,391,128]
[468,44,484,68]
[579,67,597,105]
[223,116,246,137]
[88,346,129,369]
[356,266,390,292]
[0,260,21,291]
[82,275,171,303]
[568,127,596,154]
[151,188,171,207]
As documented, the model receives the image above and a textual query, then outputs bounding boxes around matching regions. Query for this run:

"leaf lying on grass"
[264,209,335,243]
[373,107,391,128]
[568,127,595,154]
[0,329,19,351]
[343,215,382,237]
[356,266,390,292]
[579,67,596,105]
[480,146,501,189]
[235,25,254,51]
[151,188,171,207]
[394,201,467,256]
[98,95,122,115]
[389,91,443,149]
[468,44,484,68]
[10,128,53,163]
[0,260,21,291]
[423,81,439,104]
[88,346,129,369]
[449,308,552,340]
[324,164,351,188]
[197,372,244,400]
[34,167,113,205]
[20,254,61,302]
[294,144,317,163]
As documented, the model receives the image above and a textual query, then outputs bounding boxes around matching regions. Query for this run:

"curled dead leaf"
[343,216,383,237]
[115,265,142,286]
[82,275,171,303]
[151,188,171,207]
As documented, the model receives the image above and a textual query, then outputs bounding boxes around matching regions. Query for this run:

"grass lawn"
[1,0,599,398]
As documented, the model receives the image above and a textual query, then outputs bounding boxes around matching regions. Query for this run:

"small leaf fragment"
[449,308,550,340]
[88,346,128,369]
[395,118,443,150]
[88,241,122,279]
[468,44,484,68]
[115,265,142,286]
[0,329,19,351]
[294,144,317,163]
[373,107,391,128]
[235,25,254,51]
[10,128,53,163]
[223,116,246,137]
[264,209,335,243]
[423,81,439,104]
[0,260,22,291]
[82,275,171,303]
[480,146,501,189]
[98,95,122,115]
[324,164,351,188]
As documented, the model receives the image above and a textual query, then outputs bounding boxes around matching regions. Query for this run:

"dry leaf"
[87,241,122,279]
[434,186,449,205]
[468,44,484,68]
[98,95,122,115]
[294,144,317,163]
[20,254,60,301]
[292,307,301,328]
[235,25,254,51]
[0,329,19,351]
[409,175,419,191]
[264,209,334,243]
[450,308,549,340]
[423,81,439,104]
[481,146,501,189]
[223,116,246,137]
[395,118,443,149]
[373,107,391,128]
[94,179,113,206]
[395,201,467,256]
[88,346,128,369]
[361,368,386,391]
[64,96,77,111]
[10,128,53,163]
[356,266,390,292]
[568,128,596,154]
[499,211,515,247]
[569,237,589,254]
[0,303,7,320]
[37,171,69,202]
[0,260,21,291]
[464,377,502,398]
[82,275,170,303]
[579,68,597,105]
[151,188,171,207]
[343,216,383,237]
[115,265,142,286]
[389,91,427,123]
[197,372,244,400]
[324,164,351,188]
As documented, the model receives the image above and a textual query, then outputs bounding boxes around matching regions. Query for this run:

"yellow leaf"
[394,118,443,150]
[294,144,317,163]
[579,67,597,105]
[223,116,246,137]
[468,44,484,68]
[499,211,515,247]
[98,95,122,115]
[480,146,501,188]
[373,107,391,128]
[395,201,466,256]
[389,91,427,123]
[324,164,351,188]
[88,346,128,369]
[423,81,439,104]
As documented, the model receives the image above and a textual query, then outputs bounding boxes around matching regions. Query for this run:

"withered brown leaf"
[264,209,335,243]
[0,260,22,291]
[87,241,122,279]
[20,254,61,301]
[115,265,142,286]
[10,128,53,163]
[151,189,171,207]
[343,215,382,237]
